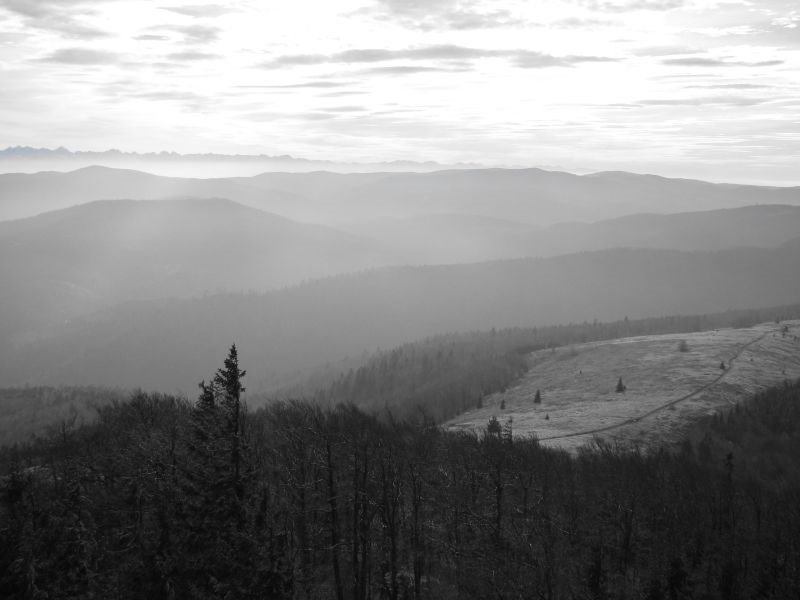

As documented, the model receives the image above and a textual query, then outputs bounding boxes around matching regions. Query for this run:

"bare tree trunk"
[326,438,345,600]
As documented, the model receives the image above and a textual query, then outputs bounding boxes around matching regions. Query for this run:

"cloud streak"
[579,0,685,12]
[165,50,216,61]
[662,56,784,67]
[0,0,109,38]
[369,0,525,30]
[161,4,234,18]
[38,47,119,65]
[639,95,770,107]
[264,44,618,70]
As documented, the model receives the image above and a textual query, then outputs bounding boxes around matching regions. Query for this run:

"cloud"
[161,4,233,18]
[135,34,170,41]
[237,81,356,89]
[38,47,119,64]
[0,0,110,38]
[367,0,524,30]
[133,90,204,102]
[551,17,611,29]
[578,0,685,12]
[170,24,220,44]
[689,83,772,90]
[513,51,618,68]
[0,0,86,19]
[265,45,618,70]
[662,57,730,66]
[320,90,364,98]
[632,45,699,57]
[662,56,784,67]
[297,112,338,121]
[640,95,769,107]
[142,23,221,44]
[323,106,367,112]
[361,65,464,74]
[124,89,209,111]
[166,50,216,61]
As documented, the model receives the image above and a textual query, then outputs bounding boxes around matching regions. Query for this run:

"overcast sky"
[1,0,798,183]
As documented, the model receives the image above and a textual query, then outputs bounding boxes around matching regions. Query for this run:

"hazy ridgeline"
[3,165,800,224]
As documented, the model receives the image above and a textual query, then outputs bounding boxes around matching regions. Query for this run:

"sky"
[0,0,798,183]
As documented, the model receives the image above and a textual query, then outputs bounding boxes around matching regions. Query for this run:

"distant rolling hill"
[3,165,800,226]
[342,213,541,263]
[343,204,800,263]
[0,198,392,336]
[241,168,800,225]
[2,243,799,393]
[0,166,300,222]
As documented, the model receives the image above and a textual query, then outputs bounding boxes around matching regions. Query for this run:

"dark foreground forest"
[1,347,799,599]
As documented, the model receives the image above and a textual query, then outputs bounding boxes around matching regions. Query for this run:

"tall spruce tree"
[182,344,259,598]
[213,344,246,507]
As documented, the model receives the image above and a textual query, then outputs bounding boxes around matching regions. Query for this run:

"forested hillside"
[693,379,800,489]
[0,387,126,445]
[3,306,797,447]
[283,305,800,423]
[2,348,799,599]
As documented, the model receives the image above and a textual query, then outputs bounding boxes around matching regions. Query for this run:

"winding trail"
[537,326,775,442]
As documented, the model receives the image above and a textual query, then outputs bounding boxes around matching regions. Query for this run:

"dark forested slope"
[2,354,799,599]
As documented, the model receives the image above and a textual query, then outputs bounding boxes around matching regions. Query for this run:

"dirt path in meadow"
[536,327,774,442]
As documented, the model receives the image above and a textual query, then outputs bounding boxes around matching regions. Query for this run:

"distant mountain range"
[2,165,800,225]
[0,146,479,176]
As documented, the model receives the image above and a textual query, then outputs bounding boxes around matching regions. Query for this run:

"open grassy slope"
[446,320,800,451]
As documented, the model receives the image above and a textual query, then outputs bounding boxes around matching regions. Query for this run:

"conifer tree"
[197,379,217,410]
[212,344,247,507]
[534,389,542,404]
[183,344,256,597]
